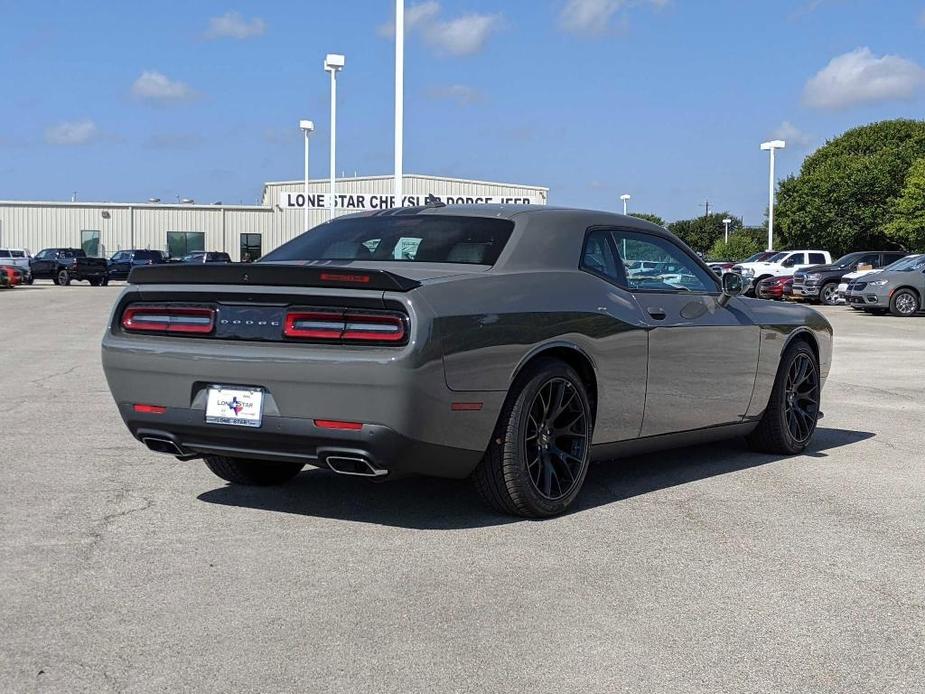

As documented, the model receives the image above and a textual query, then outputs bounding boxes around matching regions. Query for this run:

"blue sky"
[1,0,924,223]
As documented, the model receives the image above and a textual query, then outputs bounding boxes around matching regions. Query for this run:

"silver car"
[844,254,924,316]
[101,205,833,517]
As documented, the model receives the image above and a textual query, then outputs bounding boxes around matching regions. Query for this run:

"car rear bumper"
[120,403,483,479]
[102,327,506,475]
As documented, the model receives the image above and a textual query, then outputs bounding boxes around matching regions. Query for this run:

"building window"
[166,231,205,259]
[240,233,262,263]
[81,230,101,257]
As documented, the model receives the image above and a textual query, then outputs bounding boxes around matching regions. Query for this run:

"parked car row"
[0,247,233,287]
[722,249,924,318]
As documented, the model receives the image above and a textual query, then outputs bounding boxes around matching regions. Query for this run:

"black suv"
[177,251,232,264]
[107,249,168,281]
[791,251,907,305]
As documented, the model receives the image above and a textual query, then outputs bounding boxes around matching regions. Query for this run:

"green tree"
[776,119,925,256]
[884,158,925,252]
[709,234,763,262]
[629,212,665,227]
[667,212,742,254]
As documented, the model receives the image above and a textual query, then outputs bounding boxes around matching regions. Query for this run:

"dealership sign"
[278,192,543,210]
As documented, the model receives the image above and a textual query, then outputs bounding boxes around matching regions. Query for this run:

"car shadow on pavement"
[197,427,874,530]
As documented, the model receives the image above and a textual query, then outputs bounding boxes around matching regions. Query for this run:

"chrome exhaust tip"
[325,455,388,478]
[141,436,188,457]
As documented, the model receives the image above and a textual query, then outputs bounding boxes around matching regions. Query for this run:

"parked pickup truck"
[107,249,169,281]
[790,250,908,305]
[734,250,831,295]
[30,248,109,286]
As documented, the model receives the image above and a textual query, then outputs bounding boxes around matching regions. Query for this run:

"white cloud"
[45,119,98,145]
[559,0,666,36]
[378,1,440,37]
[131,71,197,102]
[770,121,813,148]
[425,13,501,56]
[204,11,266,40]
[378,2,501,56]
[802,47,925,109]
[426,84,484,105]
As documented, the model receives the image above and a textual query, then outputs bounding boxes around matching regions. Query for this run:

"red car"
[756,274,793,300]
[0,264,21,288]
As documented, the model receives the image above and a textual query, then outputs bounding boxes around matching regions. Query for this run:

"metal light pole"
[299,120,315,231]
[760,140,785,251]
[324,54,345,219]
[722,217,732,244]
[394,0,404,208]
[620,193,631,215]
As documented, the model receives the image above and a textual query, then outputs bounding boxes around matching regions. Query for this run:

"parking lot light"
[620,194,631,215]
[324,54,346,220]
[723,217,732,244]
[299,120,315,231]
[760,140,786,251]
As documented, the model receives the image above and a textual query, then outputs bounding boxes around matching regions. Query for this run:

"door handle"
[646,307,667,320]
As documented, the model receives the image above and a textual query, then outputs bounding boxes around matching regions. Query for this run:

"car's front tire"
[203,455,304,486]
[473,358,593,518]
[889,288,920,317]
[819,281,839,306]
[747,340,820,455]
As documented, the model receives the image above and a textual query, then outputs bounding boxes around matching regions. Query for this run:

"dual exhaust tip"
[325,455,388,478]
[142,437,387,478]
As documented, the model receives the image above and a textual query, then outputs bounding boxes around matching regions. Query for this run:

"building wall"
[0,175,548,262]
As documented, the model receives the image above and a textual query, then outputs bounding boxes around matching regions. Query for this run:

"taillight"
[284,310,406,344]
[122,305,215,334]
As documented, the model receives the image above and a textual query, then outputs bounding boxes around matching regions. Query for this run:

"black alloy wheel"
[783,352,819,444]
[747,340,820,454]
[473,358,593,518]
[819,282,839,306]
[524,378,590,501]
[57,269,71,286]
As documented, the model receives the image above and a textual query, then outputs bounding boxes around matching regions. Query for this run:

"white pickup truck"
[734,250,831,293]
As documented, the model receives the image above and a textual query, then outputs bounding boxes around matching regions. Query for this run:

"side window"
[580,229,621,282]
[808,253,827,264]
[611,230,716,292]
[883,253,905,266]
[782,253,804,267]
[855,253,879,268]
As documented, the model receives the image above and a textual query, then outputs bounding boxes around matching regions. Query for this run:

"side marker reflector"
[451,402,483,411]
[314,419,364,431]
[134,404,167,414]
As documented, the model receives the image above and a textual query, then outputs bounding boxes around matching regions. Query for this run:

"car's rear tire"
[57,269,71,286]
[747,340,820,455]
[889,288,920,317]
[203,455,304,486]
[88,277,101,287]
[819,282,839,306]
[473,358,593,518]
[101,277,109,286]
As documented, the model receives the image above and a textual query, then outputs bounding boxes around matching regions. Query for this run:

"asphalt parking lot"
[1,284,923,693]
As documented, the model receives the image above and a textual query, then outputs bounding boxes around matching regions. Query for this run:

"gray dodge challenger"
[102,205,833,517]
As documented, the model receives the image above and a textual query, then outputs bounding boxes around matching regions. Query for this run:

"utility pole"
[700,200,711,218]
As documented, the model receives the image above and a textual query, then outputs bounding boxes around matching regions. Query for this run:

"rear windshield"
[135,250,161,260]
[261,215,515,266]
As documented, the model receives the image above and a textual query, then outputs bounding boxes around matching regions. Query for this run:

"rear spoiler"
[127,263,422,291]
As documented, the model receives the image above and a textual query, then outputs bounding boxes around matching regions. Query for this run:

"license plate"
[205,386,264,427]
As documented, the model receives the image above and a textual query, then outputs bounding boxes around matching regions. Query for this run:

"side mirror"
[718,272,744,307]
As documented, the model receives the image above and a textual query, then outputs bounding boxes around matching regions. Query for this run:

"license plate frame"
[205,385,265,428]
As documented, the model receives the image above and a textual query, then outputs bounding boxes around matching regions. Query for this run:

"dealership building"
[0,174,548,262]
